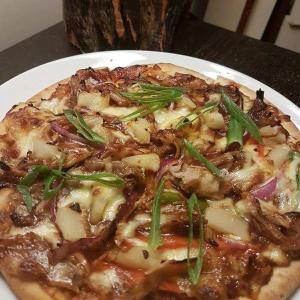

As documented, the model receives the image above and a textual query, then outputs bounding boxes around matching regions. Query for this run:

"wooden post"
[63,0,192,52]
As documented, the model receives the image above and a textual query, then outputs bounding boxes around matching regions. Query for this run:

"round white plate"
[0,50,299,299]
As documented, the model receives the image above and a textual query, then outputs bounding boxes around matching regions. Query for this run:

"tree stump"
[63,0,192,52]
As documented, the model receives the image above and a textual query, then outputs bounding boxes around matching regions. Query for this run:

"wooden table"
[1,20,300,106]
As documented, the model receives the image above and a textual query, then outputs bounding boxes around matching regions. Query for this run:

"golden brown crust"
[258,262,300,300]
[216,75,300,144]
[2,272,64,300]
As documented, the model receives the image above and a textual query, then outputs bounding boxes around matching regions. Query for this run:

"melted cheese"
[101,106,138,117]
[122,153,160,171]
[56,207,87,242]
[154,108,191,130]
[9,219,61,247]
[77,92,109,112]
[88,269,120,293]
[39,97,68,115]
[58,187,93,209]
[0,188,13,209]
[126,118,151,144]
[17,129,60,159]
[277,155,300,212]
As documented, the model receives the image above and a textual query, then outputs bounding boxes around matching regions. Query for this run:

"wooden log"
[63,0,192,52]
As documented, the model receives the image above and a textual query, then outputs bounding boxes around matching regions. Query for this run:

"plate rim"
[1,49,300,125]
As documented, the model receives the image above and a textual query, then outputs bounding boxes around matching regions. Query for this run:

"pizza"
[0,63,299,300]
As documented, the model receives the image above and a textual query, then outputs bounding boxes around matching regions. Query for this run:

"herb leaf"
[176,101,219,130]
[64,109,105,144]
[297,166,300,190]
[183,139,221,177]
[16,185,33,212]
[70,173,124,188]
[288,151,300,190]
[120,83,184,121]
[43,174,64,200]
[121,103,165,122]
[160,190,181,205]
[16,165,50,211]
[148,179,165,249]
[288,150,300,160]
[227,117,243,148]
[221,89,262,143]
[187,193,206,285]
[17,164,124,211]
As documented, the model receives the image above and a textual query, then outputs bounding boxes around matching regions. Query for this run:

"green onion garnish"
[17,165,58,212]
[288,150,300,160]
[297,167,300,190]
[70,173,124,188]
[221,89,262,143]
[43,173,64,200]
[176,101,219,130]
[16,185,33,212]
[227,117,243,148]
[121,103,165,122]
[64,109,105,144]
[288,151,300,190]
[183,139,221,177]
[120,83,184,121]
[187,193,206,285]
[17,164,124,212]
[148,179,165,249]
[160,190,181,205]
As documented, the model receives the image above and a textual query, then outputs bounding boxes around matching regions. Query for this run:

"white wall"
[0,0,63,52]
[204,0,246,31]
[276,0,300,53]
[244,0,276,39]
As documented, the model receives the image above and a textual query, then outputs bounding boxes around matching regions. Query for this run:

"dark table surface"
[1,20,300,106]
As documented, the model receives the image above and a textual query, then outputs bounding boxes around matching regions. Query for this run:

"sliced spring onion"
[148,179,165,249]
[288,151,300,190]
[17,164,124,211]
[16,185,33,212]
[227,117,243,148]
[288,150,300,160]
[16,165,51,212]
[187,193,206,285]
[64,109,105,144]
[176,100,219,130]
[160,190,181,205]
[121,103,165,122]
[183,139,221,177]
[121,83,183,104]
[43,174,64,200]
[297,166,300,190]
[120,83,184,121]
[221,89,262,143]
[69,173,124,188]
[43,152,65,200]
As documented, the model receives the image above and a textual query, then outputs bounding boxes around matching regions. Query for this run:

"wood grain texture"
[63,0,191,52]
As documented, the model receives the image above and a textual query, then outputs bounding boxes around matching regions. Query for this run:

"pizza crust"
[216,75,300,143]
[1,272,68,300]
[257,261,300,300]
[1,63,300,300]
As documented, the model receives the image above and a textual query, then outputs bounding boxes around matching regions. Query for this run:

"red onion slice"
[157,158,178,181]
[252,177,277,200]
[51,122,87,144]
[50,194,58,222]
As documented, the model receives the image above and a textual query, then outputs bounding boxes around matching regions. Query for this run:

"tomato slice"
[159,280,182,294]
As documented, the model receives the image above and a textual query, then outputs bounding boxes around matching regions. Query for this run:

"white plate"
[0,50,299,299]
